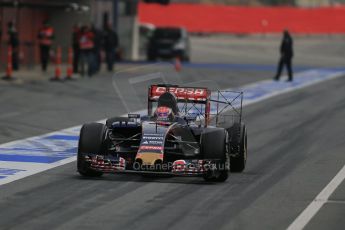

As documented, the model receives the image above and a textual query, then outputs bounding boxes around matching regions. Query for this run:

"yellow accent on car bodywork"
[136,152,163,165]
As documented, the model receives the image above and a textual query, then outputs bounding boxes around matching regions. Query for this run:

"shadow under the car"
[73,173,222,185]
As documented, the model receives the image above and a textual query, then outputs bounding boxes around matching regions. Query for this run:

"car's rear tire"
[77,123,106,177]
[201,128,229,182]
[228,122,247,172]
[106,117,133,128]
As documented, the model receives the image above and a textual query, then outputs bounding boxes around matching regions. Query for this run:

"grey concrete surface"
[330,180,345,201]
[305,203,345,230]
[191,35,345,67]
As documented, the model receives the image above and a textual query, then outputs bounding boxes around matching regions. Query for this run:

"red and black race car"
[77,84,247,182]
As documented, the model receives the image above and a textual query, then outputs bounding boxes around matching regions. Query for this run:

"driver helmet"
[155,106,175,122]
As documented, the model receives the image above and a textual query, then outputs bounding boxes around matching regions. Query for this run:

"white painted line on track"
[0,123,102,186]
[287,165,345,230]
[0,157,76,186]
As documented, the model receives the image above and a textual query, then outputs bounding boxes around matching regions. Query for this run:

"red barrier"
[139,3,345,34]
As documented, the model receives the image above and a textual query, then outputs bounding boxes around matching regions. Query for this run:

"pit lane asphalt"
[1,71,345,230]
[1,36,345,230]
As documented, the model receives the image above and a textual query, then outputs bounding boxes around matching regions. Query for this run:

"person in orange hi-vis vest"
[38,20,54,72]
[79,25,96,77]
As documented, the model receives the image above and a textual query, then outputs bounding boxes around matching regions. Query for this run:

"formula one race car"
[77,84,247,182]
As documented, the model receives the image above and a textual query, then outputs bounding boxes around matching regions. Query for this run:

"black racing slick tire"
[200,128,229,182]
[228,122,247,172]
[77,123,107,177]
[106,117,133,128]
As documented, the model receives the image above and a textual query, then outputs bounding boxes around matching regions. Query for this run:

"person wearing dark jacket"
[91,25,102,73]
[7,21,20,70]
[103,25,118,72]
[72,24,81,73]
[274,30,294,82]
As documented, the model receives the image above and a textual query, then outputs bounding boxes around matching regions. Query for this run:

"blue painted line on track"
[0,168,26,180]
[0,147,47,152]
[44,135,79,141]
[185,63,311,71]
[0,146,77,163]
[0,149,77,156]
[0,154,66,163]
[0,146,78,153]
[0,168,26,175]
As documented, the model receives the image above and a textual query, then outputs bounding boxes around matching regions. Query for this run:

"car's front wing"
[84,154,223,176]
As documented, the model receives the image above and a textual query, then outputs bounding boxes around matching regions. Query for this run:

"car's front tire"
[77,123,107,177]
[201,128,229,182]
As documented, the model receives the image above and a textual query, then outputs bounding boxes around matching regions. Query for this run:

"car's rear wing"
[148,84,243,127]
[148,84,211,103]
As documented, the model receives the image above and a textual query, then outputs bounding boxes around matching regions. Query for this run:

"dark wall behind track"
[0,6,47,69]
[0,0,91,70]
